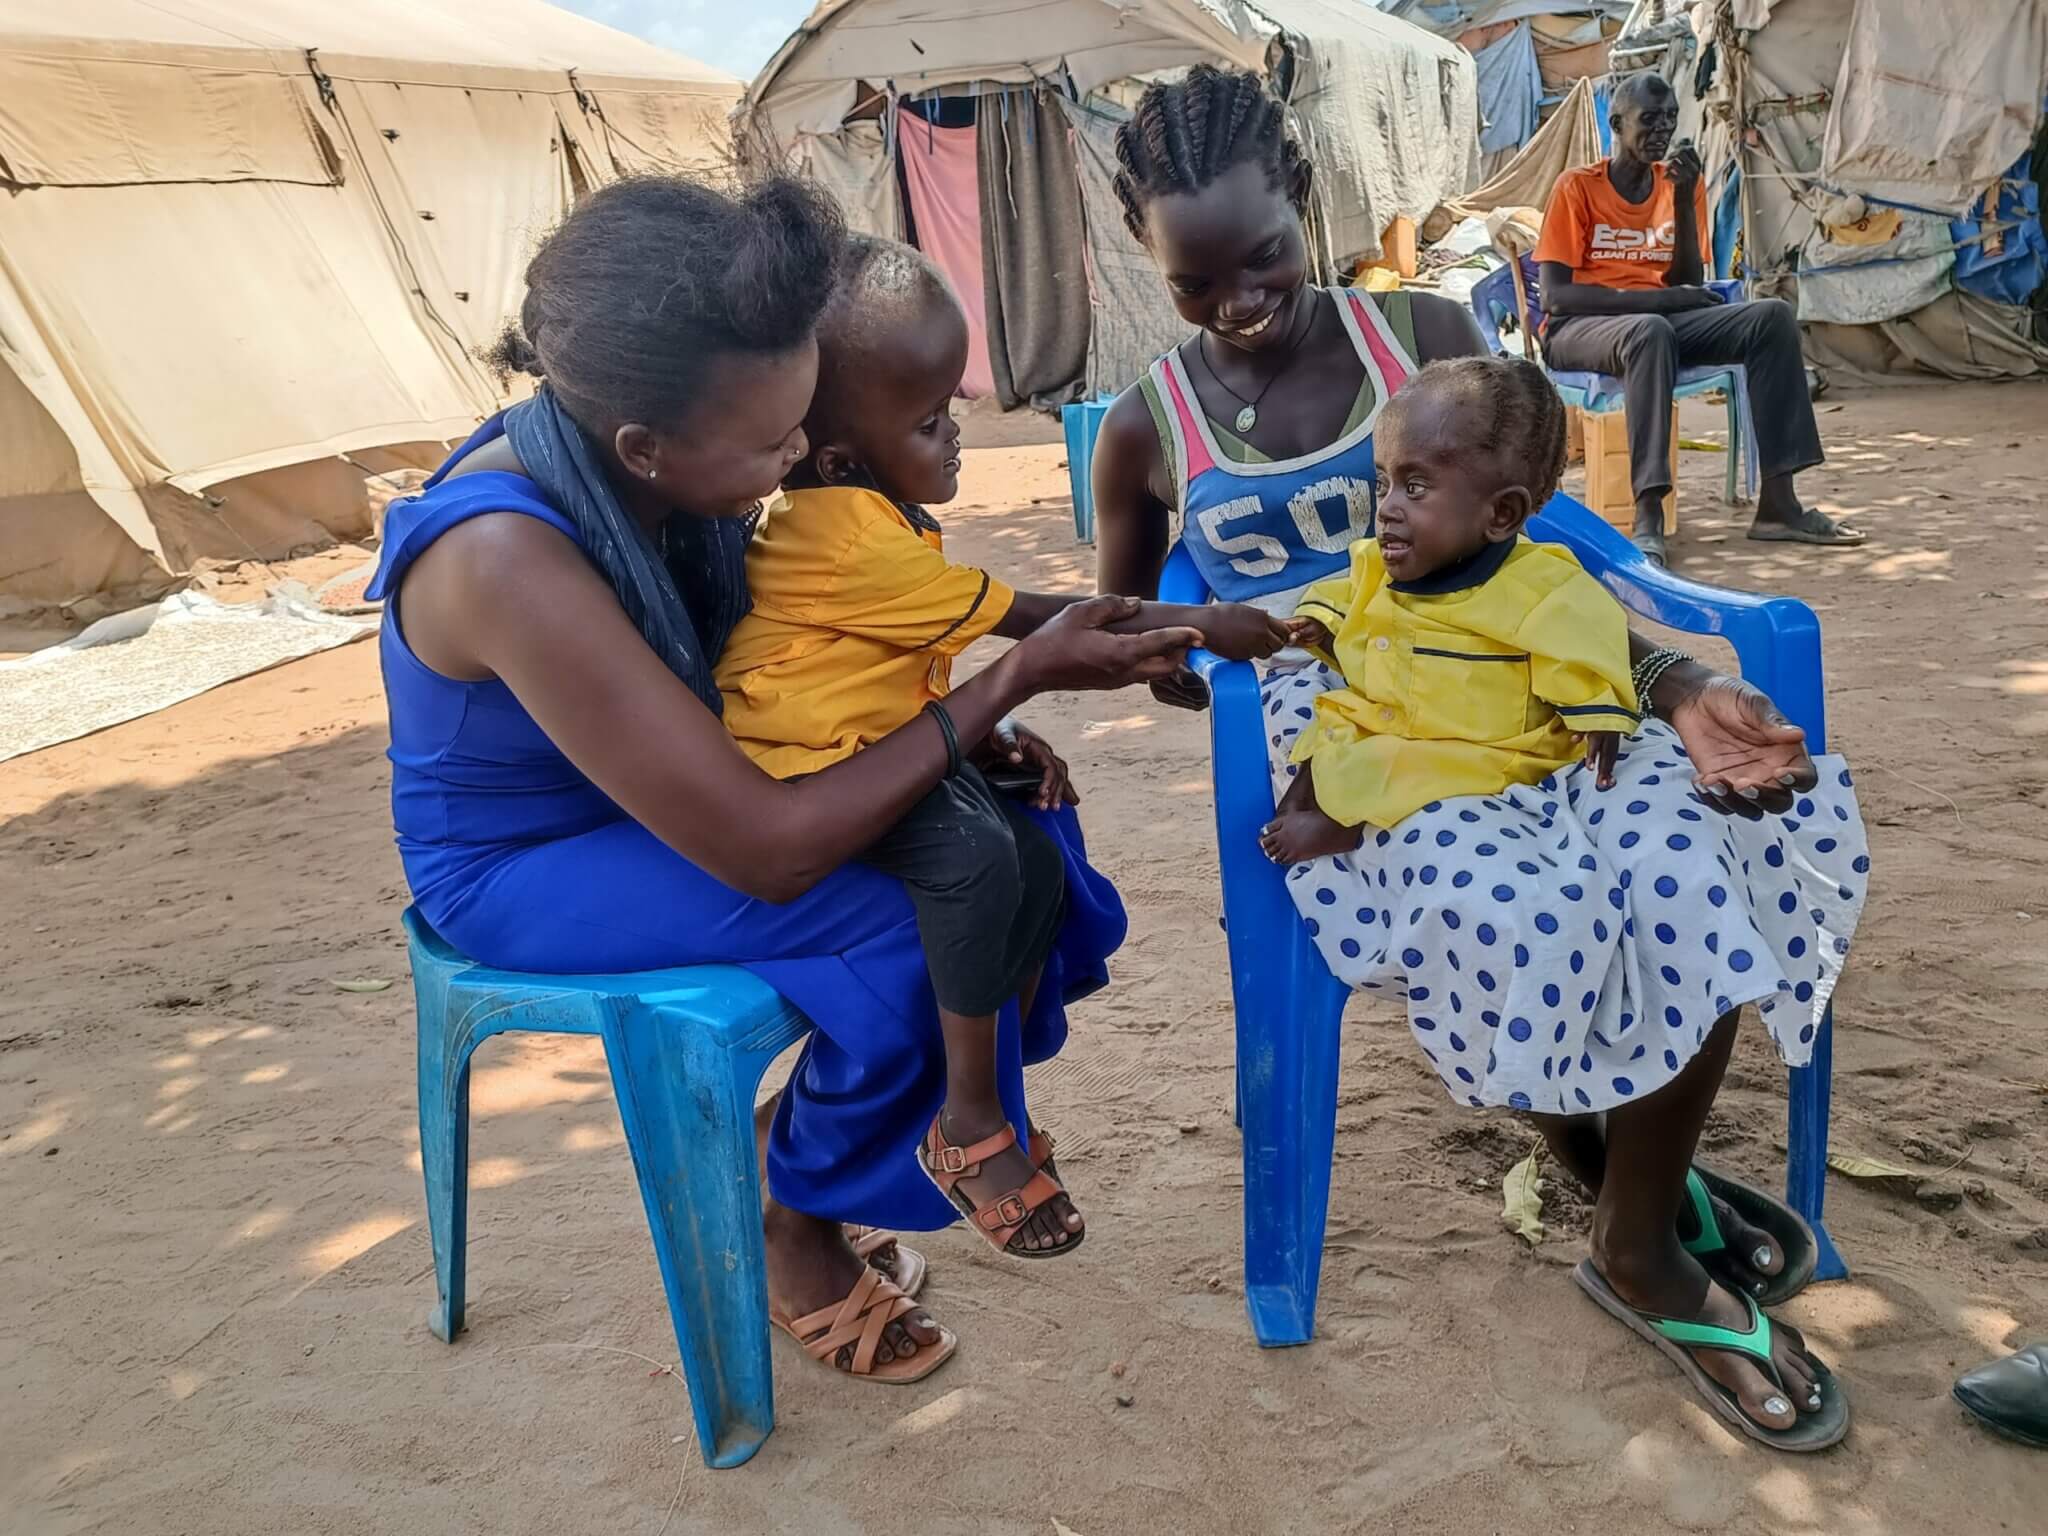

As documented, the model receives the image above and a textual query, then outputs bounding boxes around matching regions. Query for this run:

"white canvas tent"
[743,0,1479,262]
[1643,0,2048,379]
[0,0,740,609]
[737,0,1480,400]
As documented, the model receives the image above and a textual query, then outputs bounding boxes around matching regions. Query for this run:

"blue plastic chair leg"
[1723,388,1740,505]
[415,961,472,1345]
[1197,648,1351,1346]
[1785,1002,1847,1281]
[600,990,801,1470]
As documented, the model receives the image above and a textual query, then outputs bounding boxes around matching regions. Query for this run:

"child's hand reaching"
[1200,604,1294,662]
[983,719,1080,810]
[1584,731,1620,789]
[1283,616,1332,651]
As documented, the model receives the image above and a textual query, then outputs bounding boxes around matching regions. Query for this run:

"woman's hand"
[982,719,1079,810]
[1662,671,1818,818]
[1015,595,1201,693]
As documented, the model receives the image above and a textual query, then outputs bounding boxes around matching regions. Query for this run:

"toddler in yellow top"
[717,235,1287,1261]
[1261,356,1639,864]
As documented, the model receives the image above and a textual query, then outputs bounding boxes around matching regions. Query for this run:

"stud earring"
[648,468,657,480]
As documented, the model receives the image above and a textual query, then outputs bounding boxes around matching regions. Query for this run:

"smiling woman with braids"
[1090,67,1875,1449]
[366,175,1197,1385]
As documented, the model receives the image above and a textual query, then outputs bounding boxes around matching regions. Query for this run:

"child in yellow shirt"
[1260,357,1638,863]
[716,235,1287,1261]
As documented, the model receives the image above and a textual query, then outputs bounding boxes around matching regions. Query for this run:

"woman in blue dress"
[368,176,1196,1382]
[1089,68,1864,1448]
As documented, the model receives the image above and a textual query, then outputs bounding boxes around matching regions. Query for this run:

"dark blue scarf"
[501,386,752,716]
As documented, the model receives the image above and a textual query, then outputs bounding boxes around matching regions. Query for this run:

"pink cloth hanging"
[896,104,995,399]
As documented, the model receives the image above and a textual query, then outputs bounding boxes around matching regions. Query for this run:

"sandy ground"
[4,381,2047,1535]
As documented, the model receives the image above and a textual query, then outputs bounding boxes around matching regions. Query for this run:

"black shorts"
[855,763,1067,1016]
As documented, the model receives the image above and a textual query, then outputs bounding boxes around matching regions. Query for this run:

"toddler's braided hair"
[1398,355,1571,507]
[1112,65,1307,242]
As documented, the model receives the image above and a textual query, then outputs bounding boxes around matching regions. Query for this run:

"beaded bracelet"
[922,699,962,777]
[1632,647,1693,714]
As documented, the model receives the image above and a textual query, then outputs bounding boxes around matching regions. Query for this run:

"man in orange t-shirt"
[1536,73,1862,563]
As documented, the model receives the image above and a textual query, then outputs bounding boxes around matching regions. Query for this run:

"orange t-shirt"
[1536,160,1710,291]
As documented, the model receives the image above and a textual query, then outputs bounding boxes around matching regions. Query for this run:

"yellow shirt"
[1291,537,1639,830]
[716,486,1016,778]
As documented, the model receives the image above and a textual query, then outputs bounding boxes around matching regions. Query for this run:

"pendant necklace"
[1195,293,1315,436]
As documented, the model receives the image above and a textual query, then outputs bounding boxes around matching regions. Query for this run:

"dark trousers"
[1544,297,1823,499]
[855,763,1067,1018]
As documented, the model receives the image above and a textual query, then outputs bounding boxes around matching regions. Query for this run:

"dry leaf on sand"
[1502,1149,1546,1245]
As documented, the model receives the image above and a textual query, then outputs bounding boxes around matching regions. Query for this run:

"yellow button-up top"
[1291,536,1638,830]
[716,487,1015,778]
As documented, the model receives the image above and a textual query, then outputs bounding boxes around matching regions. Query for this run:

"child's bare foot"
[928,1102,1083,1256]
[1261,805,1363,863]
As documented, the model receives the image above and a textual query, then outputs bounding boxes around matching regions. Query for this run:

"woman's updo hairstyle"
[486,175,845,433]
[1111,64,1308,242]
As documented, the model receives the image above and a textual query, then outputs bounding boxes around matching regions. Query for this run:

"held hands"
[1202,604,1294,662]
[1283,616,1332,652]
[1584,731,1620,790]
[1020,595,1201,693]
[983,719,1079,810]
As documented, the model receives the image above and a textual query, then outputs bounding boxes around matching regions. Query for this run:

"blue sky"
[546,0,814,80]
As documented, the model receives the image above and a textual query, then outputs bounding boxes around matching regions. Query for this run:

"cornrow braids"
[1400,356,1571,507]
[1111,64,1307,242]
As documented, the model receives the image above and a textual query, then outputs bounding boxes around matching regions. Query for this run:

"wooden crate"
[1566,405,1585,465]
[1580,404,1678,536]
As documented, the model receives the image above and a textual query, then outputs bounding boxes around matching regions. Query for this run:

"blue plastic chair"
[1155,496,1845,1348]
[1062,396,1115,542]
[1469,258,1759,505]
[404,907,811,1467]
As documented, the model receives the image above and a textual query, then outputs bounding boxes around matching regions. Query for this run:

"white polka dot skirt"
[1261,663,1869,1116]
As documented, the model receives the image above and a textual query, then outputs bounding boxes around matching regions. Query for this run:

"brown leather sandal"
[770,1265,956,1384]
[920,1118,1083,1259]
[846,1225,927,1298]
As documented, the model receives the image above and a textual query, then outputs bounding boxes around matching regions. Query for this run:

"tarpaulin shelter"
[736,0,1481,405]
[0,0,740,610]
[1634,0,2048,380]
[1389,1,1630,170]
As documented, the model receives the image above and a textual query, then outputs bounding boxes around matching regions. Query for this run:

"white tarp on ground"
[0,1,739,608]
[0,591,375,763]
[740,0,1480,267]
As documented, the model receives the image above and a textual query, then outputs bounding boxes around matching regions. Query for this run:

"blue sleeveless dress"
[367,418,1128,1229]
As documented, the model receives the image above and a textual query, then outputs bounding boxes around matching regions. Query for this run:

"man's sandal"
[770,1265,956,1384]
[1574,1260,1849,1451]
[920,1118,1082,1260]
[846,1226,927,1299]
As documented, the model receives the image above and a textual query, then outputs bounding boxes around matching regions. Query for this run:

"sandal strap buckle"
[933,1145,970,1175]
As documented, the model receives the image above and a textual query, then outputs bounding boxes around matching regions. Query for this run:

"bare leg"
[1260,760,1365,864]
[938,1003,1082,1254]
[1532,1111,1785,1294]
[1569,1013,1827,1431]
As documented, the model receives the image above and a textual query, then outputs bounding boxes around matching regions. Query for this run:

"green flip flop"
[1680,1165,1818,1308]
[1575,1260,1850,1451]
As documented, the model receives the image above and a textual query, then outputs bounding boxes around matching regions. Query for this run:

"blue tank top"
[1149,288,1417,613]
[364,418,625,908]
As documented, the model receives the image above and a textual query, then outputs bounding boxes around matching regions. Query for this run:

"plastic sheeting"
[978,91,1091,409]
[1057,96,1192,401]
[1448,75,1602,219]
[1821,0,2048,217]
[1474,21,1541,155]
[794,122,903,242]
[897,105,997,399]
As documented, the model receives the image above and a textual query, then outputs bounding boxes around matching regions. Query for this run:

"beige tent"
[0,0,739,610]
